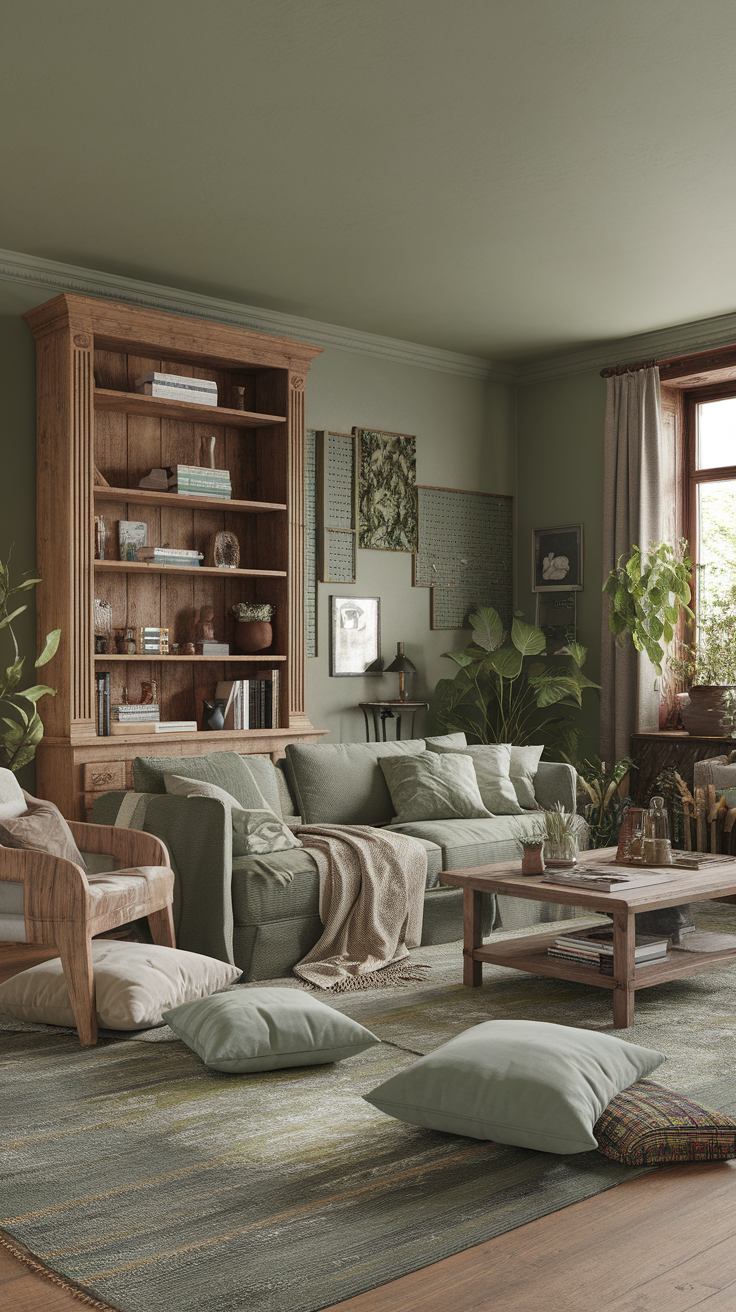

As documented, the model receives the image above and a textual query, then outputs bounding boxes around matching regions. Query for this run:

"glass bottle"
[643,796,672,865]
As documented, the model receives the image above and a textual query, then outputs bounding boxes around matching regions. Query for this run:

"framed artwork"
[118,520,147,562]
[531,524,583,592]
[355,428,417,551]
[330,596,382,676]
[413,485,513,630]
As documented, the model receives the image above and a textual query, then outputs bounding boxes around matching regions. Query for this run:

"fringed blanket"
[294,824,429,992]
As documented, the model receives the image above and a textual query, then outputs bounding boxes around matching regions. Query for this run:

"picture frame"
[329,596,382,676]
[531,525,583,593]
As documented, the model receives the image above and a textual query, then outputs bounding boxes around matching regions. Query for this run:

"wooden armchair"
[0,821,175,1046]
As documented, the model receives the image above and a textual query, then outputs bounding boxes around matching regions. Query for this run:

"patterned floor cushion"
[595,1079,736,1165]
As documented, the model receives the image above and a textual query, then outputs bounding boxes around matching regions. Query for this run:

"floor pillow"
[0,940,241,1030]
[364,1019,665,1153]
[595,1079,736,1165]
[164,986,379,1071]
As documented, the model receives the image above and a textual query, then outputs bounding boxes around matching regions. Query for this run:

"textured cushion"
[427,742,522,815]
[0,768,27,821]
[386,813,553,870]
[0,940,240,1030]
[595,1080,736,1165]
[424,733,468,749]
[509,745,544,810]
[0,793,89,873]
[379,753,492,823]
[164,986,379,1072]
[164,774,301,857]
[236,755,283,817]
[364,1020,665,1153]
[133,751,266,810]
[285,739,426,826]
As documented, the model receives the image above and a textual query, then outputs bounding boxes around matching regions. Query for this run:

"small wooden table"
[359,701,429,742]
[441,848,736,1028]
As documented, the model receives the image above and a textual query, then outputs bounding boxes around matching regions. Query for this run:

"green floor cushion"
[164,987,379,1072]
[285,738,427,826]
[385,813,550,871]
[133,751,268,811]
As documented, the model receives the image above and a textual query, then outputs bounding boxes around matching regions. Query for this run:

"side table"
[360,701,429,742]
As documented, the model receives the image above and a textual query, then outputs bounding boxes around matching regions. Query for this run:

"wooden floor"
[2,944,736,1312]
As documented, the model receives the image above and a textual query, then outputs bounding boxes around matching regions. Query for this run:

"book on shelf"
[109,720,198,736]
[553,928,669,961]
[112,706,160,721]
[95,671,110,736]
[136,548,204,568]
[546,948,667,973]
[135,373,218,405]
[215,670,280,730]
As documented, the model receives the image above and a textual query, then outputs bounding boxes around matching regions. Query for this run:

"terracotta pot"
[521,844,545,876]
[679,685,736,736]
[234,619,273,654]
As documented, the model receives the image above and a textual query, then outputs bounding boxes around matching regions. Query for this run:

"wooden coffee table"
[441,848,736,1028]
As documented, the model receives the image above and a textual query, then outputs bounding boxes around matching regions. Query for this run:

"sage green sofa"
[93,733,584,981]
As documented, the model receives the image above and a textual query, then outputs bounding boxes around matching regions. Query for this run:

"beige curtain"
[600,367,677,764]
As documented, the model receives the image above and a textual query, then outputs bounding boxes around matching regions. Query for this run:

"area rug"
[2,906,736,1312]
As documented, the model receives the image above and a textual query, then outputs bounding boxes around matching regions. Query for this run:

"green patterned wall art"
[304,430,318,657]
[354,428,417,551]
[413,484,514,630]
[316,430,358,584]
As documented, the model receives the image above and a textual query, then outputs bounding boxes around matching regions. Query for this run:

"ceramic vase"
[521,844,545,876]
[679,685,736,736]
[234,620,273,654]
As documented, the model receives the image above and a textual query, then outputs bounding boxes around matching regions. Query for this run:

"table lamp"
[386,642,416,702]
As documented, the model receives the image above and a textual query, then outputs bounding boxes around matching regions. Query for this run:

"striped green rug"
[2,910,736,1312]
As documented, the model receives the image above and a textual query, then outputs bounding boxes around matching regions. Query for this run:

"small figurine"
[195,606,216,644]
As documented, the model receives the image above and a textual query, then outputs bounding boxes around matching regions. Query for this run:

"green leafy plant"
[433,606,600,760]
[0,556,60,772]
[577,755,636,849]
[603,539,694,675]
[542,801,581,847]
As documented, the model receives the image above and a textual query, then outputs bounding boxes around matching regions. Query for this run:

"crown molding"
[0,247,514,384]
[516,310,736,385]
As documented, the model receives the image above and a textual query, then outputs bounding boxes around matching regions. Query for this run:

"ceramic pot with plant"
[232,602,275,654]
[520,837,545,876]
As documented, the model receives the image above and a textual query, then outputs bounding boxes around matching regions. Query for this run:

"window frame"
[683,382,736,615]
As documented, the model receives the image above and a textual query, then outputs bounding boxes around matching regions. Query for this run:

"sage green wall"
[0,276,517,776]
[305,349,516,743]
[516,368,607,759]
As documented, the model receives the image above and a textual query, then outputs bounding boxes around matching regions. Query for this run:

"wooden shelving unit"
[23,292,327,818]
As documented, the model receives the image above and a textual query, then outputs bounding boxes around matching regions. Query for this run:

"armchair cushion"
[0,768,27,821]
[0,793,89,873]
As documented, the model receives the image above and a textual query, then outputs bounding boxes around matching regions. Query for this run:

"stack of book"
[548,926,669,974]
[111,704,160,736]
[197,642,230,656]
[167,464,232,499]
[137,547,204,569]
[135,373,218,406]
[216,672,280,730]
[95,672,110,737]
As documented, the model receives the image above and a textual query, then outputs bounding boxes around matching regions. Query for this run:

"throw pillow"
[133,751,266,810]
[0,793,89,874]
[427,742,522,815]
[0,940,241,1030]
[595,1080,736,1165]
[163,774,302,857]
[0,768,27,821]
[364,1019,665,1153]
[164,987,379,1071]
[509,744,544,810]
[379,752,492,824]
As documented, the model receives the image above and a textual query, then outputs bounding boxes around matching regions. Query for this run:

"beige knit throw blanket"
[293,824,429,992]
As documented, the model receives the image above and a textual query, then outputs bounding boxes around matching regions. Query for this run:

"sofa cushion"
[163,774,302,858]
[509,745,544,810]
[231,849,321,925]
[424,733,468,749]
[386,813,551,871]
[133,751,267,811]
[380,753,492,823]
[236,755,283,816]
[285,738,426,826]
[426,743,522,815]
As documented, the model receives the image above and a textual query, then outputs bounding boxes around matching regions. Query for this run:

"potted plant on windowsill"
[669,567,736,737]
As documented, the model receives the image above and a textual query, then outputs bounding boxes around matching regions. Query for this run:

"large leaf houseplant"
[433,606,599,760]
[0,556,60,772]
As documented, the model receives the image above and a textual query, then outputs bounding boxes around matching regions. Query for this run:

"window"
[685,389,736,682]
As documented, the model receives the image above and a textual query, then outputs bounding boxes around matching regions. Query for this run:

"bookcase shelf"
[24,291,327,818]
[95,388,286,429]
[94,561,287,579]
[94,486,287,514]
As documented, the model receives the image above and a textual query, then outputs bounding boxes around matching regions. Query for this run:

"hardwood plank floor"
[1,942,734,1312]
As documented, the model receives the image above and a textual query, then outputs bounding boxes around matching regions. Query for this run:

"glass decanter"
[643,796,672,866]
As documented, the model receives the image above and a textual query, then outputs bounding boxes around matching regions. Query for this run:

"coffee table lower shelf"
[473,929,736,994]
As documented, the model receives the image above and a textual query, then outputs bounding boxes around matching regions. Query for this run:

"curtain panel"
[599,367,677,765]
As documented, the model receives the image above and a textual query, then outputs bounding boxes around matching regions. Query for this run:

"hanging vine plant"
[603,539,694,674]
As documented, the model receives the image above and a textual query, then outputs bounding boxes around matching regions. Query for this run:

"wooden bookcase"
[23,293,326,818]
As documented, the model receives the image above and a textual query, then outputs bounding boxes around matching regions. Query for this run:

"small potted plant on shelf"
[517,824,546,875]
[232,602,275,654]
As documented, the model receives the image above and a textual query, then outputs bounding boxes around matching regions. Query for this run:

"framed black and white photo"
[330,596,382,676]
[531,525,583,592]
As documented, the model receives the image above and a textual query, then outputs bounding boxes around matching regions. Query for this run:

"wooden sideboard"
[630,731,735,803]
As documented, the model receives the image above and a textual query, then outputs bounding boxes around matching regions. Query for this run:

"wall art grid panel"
[414,485,513,630]
[305,429,318,657]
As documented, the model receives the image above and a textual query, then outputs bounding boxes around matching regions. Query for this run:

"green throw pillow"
[427,742,522,815]
[133,751,265,810]
[364,1019,665,1154]
[509,744,544,810]
[379,752,492,823]
[163,774,301,857]
[163,987,380,1072]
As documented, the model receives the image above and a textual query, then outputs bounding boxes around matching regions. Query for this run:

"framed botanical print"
[531,524,583,592]
[330,596,382,675]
